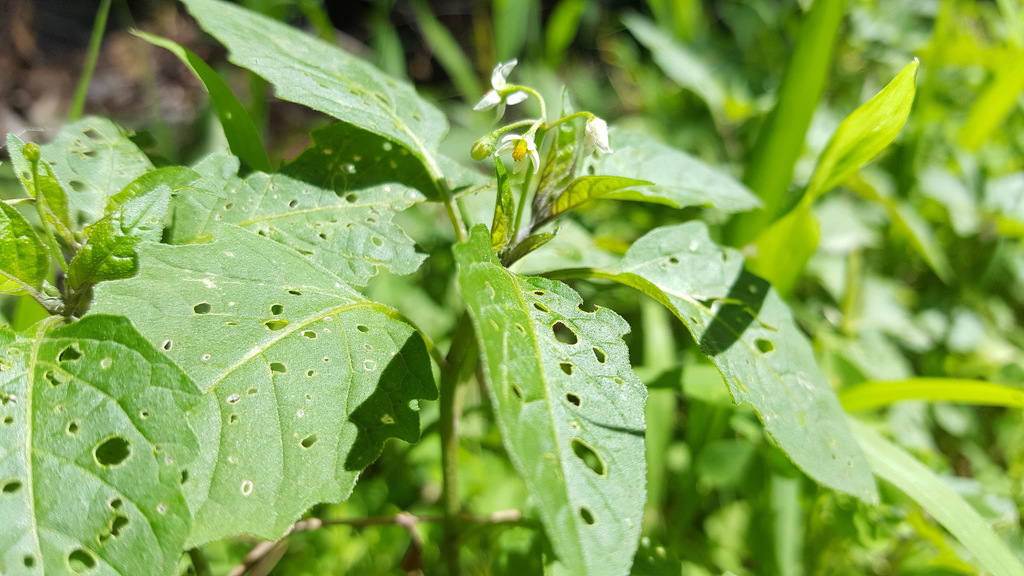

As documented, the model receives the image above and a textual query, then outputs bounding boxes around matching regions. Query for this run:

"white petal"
[492,59,518,89]
[527,149,541,173]
[473,90,501,111]
[505,91,528,106]
[585,117,613,154]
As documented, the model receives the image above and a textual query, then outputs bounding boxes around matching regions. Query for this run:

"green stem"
[544,111,594,131]
[503,84,548,120]
[69,0,112,121]
[439,313,478,576]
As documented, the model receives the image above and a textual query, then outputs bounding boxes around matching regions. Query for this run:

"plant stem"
[439,313,479,576]
[69,0,112,121]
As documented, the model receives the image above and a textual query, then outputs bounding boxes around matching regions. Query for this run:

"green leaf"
[90,224,436,545]
[181,0,449,199]
[589,222,876,502]
[134,31,271,173]
[455,226,646,576]
[840,378,1024,412]
[172,153,425,287]
[545,176,656,222]
[7,118,154,225]
[534,91,581,216]
[583,130,760,213]
[491,157,516,251]
[805,60,919,201]
[67,167,200,291]
[0,315,202,576]
[0,202,49,295]
[747,204,820,296]
[9,140,75,248]
[850,420,1024,576]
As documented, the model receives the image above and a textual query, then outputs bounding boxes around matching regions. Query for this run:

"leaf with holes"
[90,224,436,545]
[67,167,200,292]
[593,222,877,503]
[6,118,154,225]
[181,0,449,199]
[170,153,424,287]
[0,202,49,295]
[582,130,760,213]
[455,225,646,576]
[0,315,201,576]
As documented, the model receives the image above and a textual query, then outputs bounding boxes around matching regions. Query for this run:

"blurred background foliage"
[2,0,1024,574]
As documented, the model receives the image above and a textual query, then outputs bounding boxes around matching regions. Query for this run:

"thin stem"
[444,196,468,243]
[0,273,63,315]
[69,0,112,121]
[439,313,479,576]
[544,111,594,131]
[504,85,548,120]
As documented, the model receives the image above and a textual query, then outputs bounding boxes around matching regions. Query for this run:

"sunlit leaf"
[491,157,516,250]
[455,226,646,576]
[0,315,202,576]
[579,222,876,502]
[172,153,425,287]
[90,224,436,545]
[181,0,449,199]
[0,203,49,295]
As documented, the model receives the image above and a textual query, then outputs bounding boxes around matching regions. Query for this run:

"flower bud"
[22,142,41,163]
[471,133,498,160]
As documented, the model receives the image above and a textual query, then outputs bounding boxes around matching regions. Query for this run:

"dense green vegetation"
[1,1,1023,575]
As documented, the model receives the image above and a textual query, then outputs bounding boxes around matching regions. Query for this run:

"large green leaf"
[181,0,449,199]
[67,167,200,292]
[134,31,271,173]
[583,130,760,213]
[6,118,154,225]
[580,222,876,502]
[851,420,1024,576]
[90,224,436,545]
[0,203,49,295]
[455,226,646,576]
[0,315,202,576]
[171,153,425,287]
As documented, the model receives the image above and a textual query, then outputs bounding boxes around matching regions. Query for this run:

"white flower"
[584,117,613,154]
[474,59,529,117]
[495,133,540,174]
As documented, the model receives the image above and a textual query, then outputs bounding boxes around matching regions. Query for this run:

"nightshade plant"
[1,1,1022,575]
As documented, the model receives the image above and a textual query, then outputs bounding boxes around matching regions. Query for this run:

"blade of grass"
[69,0,113,121]
[725,0,846,247]
[851,419,1024,576]
[840,378,1024,412]
[410,0,481,102]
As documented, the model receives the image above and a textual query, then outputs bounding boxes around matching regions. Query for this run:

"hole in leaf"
[579,508,596,525]
[3,415,13,425]
[226,394,241,404]
[559,362,574,375]
[94,437,130,467]
[306,370,315,377]
[270,362,287,373]
[23,555,35,567]
[270,304,284,315]
[578,301,598,313]
[514,323,525,333]
[2,480,22,493]
[139,409,150,419]
[223,202,234,210]
[109,498,123,510]
[201,353,212,361]
[302,330,316,339]
[265,319,289,331]
[247,387,258,395]
[532,290,545,296]
[229,414,239,424]
[240,480,254,495]
[571,439,607,476]
[288,199,299,208]
[109,515,129,537]
[180,469,189,484]
[371,236,383,247]
[593,347,606,363]
[356,325,369,333]
[67,421,80,435]
[510,383,524,401]
[756,339,775,353]
[552,322,578,345]
[288,290,302,296]
[59,345,83,362]
[668,256,679,264]
[566,393,581,407]
[300,434,318,448]
[83,128,102,139]
[44,370,65,387]
[68,548,96,572]
[162,340,173,351]
[344,193,357,202]
[533,302,550,313]
[69,179,86,192]
[193,302,212,314]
